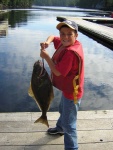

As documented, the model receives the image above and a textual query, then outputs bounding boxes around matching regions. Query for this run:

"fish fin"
[28,84,38,102]
[34,115,49,128]
[28,84,42,111]
[28,84,35,98]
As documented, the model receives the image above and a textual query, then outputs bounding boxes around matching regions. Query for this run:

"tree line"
[0,0,34,8]
[0,0,113,10]
[33,0,113,10]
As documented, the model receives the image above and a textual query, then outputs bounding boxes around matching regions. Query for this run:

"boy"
[40,20,84,150]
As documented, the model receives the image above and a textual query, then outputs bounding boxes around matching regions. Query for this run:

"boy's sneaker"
[47,128,64,136]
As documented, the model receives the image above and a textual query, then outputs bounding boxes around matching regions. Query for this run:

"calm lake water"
[0,8,113,112]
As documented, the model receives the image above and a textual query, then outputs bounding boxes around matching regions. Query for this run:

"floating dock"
[0,10,8,14]
[71,16,113,23]
[57,16,113,50]
[0,20,8,36]
[0,110,113,150]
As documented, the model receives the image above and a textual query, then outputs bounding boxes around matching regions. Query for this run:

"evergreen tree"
[0,0,113,10]
[0,0,34,8]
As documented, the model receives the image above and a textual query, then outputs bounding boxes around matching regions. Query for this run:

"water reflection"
[8,10,28,28]
[80,34,113,110]
[0,9,113,112]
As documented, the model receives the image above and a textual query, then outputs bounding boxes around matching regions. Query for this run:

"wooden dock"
[0,110,113,150]
[0,20,8,36]
[70,16,113,23]
[0,10,8,15]
[57,16,113,50]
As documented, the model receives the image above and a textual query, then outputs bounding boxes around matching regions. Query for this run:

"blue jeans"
[56,94,81,150]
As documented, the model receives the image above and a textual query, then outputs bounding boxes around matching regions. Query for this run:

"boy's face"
[59,27,78,47]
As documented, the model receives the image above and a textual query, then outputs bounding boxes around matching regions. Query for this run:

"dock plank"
[1,143,113,150]
[1,110,113,121]
[0,119,112,132]
[24,143,113,150]
[67,16,113,22]
[0,146,25,150]
[0,130,113,147]
[0,130,113,145]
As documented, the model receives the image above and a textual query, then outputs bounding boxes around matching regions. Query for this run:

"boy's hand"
[40,42,49,49]
[40,49,49,59]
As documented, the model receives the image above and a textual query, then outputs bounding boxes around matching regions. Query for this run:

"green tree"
[0,0,34,8]
[0,0,9,7]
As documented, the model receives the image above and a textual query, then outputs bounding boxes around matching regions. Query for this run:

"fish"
[28,60,54,127]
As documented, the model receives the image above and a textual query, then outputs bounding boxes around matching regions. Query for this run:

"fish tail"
[34,115,49,128]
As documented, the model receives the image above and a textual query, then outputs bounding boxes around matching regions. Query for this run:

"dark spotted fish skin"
[28,60,54,127]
